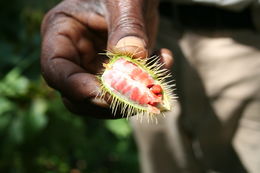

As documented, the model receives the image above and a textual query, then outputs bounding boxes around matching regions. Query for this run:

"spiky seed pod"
[97,51,175,122]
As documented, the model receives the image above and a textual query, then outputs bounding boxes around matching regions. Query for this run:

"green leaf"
[0,68,29,97]
[0,97,14,115]
[8,112,24,144]
[25,97,48,135]
[105,119,132,138]
[0,97,14,132]
[0,114,12,133]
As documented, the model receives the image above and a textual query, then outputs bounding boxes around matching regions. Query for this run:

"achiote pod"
[98,51,175,122]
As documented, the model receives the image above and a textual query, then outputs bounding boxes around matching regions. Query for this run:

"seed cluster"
[98,52,175,122]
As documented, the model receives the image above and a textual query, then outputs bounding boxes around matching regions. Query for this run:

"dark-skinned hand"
[41,0,173,119]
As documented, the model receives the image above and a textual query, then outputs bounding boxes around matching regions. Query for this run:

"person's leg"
[179,30,260,173]
[131,16,260,173]
[130,17,206,173]
[131,104,205,173]
[131,107,182,173]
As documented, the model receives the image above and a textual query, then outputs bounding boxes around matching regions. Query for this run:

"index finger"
[41,15,101,102]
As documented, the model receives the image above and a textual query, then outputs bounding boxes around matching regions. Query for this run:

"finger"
[152,48,174,69]
[41,20,100,102]
[159,48,174,69]
[43,57,101,101]
[62,97,121,119]
[62,96,134,119]
[105,0,148,58]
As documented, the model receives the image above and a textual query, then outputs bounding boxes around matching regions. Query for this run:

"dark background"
[0,0,139,172]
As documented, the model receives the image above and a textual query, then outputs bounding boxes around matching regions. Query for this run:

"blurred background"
[0,0,139,172]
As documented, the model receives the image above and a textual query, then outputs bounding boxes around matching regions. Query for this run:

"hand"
[41,0,173,118]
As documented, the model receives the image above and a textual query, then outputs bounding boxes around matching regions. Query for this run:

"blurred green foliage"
[0,0,139,172]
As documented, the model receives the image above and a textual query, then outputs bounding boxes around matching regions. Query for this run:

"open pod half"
[98,52,175,122]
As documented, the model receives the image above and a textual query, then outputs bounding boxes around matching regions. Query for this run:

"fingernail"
[162,52,173,60]
[115,36,147,58]
[161,48,174,68]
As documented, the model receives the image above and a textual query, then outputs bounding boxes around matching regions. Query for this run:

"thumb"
[105,0,148,58]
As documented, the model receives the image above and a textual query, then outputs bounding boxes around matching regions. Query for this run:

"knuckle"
[41,1,71,34]
[111,14,146,37]
[117,15,144,32]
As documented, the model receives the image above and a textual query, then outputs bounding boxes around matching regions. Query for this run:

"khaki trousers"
[131,17,260,173]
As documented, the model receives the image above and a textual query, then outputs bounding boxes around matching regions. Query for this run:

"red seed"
[131,68,142,77]
[147,84,154,88]
[139,94,149,105]
[157,93,163,98]
[150,84,163,95]
[122,84,132,94]
[115,77,127,91]
[130,87,140,101]
[148,101,158,107]
[103,58,164,107]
